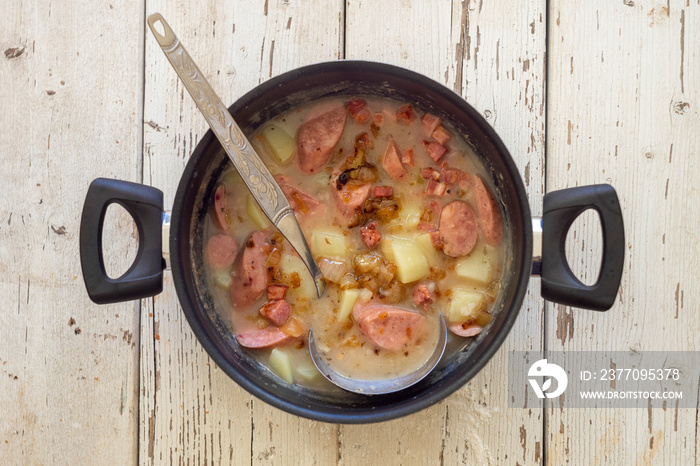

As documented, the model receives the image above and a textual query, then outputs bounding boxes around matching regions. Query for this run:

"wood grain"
[2,0,698,464]
[546,0,700,463]
[0,0,144,463]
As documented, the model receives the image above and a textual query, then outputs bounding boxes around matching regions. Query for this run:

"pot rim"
[170,60,533,424]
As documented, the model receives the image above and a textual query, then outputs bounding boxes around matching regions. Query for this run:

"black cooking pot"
[79,61,624,424]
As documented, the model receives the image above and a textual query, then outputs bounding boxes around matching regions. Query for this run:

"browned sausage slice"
[230,231,270,309]
[206,234,239,269]
[438,201,478,257]
[259,299,292,326]
[448,322,482,338]
[333,181,371,225]
[473,176,503,246]
[275,175,322,216]
[381,139,408,181]
[297,106,347,173]
[355,305,429,352]
[236,326,293,348]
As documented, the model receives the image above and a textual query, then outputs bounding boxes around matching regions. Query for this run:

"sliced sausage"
[206,234,239,269]
[449,322,483,338]
[473,176,504,246]
[382,139,408,181]
[230,231,270,309]
[259,299,292,326]
[333,181,371,225]
[275,175,322,216]
[297,106,347,173]
[236,326,293,348]
[212,184,230,231]
[438,201,478,257]
[355,305,429,352]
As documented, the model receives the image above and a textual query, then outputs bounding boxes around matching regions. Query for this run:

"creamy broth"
[203,96,506,389]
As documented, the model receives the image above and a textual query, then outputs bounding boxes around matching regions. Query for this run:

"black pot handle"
[541,184,624,311]
[80,178,165,304]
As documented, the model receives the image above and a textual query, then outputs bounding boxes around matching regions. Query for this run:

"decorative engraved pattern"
[163,41,280,213]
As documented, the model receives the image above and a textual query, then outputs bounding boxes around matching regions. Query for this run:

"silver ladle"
[148,13,448,394]
[147,13,325,297]
[309,315,447,395]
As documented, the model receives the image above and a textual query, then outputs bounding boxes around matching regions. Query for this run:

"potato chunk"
[337,288,361,322]
[310,229,348,259]
[261,124,295,163]
[448,289,485,324]
[381,237,429,284]
[269,348,294,384]
[454,244,496,285]
[279,254,316,301]
[246,194,271,229]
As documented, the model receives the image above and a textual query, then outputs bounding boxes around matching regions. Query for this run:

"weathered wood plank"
[0,1,143,463]
[546,0,700,463]
[343,1,546,464]
[140,1,343,464]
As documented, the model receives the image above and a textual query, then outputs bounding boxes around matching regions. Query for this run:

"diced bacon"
[458,172,472,191]
[267,284,289,300]
[430,230,443,249]
[374,112,385,127]
[432,125,451,145]
[355,107,373,125]
[425,179,447,196]
[396,104,416,124]
[421,167,441,180]
[441,168,461,184]
[371,186,394,198]
[382,139,408,181]
[421,113,441,136]
[413,284,434,310]
[346,98,366,117]
[401,148,414,167]
[426,141,447,162]
[259,299,292,326]
[360,222,382,249]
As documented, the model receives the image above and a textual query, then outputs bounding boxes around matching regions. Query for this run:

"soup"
[203,96,506,389]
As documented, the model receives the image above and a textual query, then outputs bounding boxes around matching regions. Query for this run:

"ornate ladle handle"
[147,13,325,297]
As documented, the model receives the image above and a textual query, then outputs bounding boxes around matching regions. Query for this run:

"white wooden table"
[2,1,698,464]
